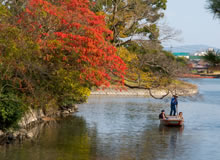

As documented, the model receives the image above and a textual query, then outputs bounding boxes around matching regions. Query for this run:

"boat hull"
[160,116,184,126]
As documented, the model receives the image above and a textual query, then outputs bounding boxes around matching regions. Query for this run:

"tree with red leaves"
[19,0,126,87]
[0,0,126,128]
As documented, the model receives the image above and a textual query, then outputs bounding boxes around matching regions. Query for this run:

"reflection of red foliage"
[20,0,126,86]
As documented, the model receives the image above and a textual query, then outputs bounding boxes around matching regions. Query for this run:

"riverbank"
[91,81,198,97]
[0,105,78,145]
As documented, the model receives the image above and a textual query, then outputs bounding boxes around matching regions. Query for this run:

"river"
[0,79,220,160]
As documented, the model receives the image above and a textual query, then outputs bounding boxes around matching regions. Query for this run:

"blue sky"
[163,0,220,48]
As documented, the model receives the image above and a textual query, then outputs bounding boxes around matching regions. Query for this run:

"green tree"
[203,50,220,66]
[0,5,36,129]
[207,0,220,19]
[92,0,167,46]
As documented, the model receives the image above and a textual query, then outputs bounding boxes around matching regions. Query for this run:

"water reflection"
[0,116,99,160]
[160,125,184,158]
[125,125,185,160]
[1,79,220,160]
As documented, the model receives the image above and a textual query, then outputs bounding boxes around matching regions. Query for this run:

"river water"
[0,79,220,160]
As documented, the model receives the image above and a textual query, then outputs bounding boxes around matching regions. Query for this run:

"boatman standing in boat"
[170,95,178,116]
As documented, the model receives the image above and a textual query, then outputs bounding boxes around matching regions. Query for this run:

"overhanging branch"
[124,83,170,99]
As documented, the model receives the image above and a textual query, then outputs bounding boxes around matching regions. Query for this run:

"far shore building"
[172,52,190,59]
[194,51,207,56]
[172,52,210,73]
[194,48,216,56]
[189,56,201,61]
[172,48,219,73]
[189,56,209,74]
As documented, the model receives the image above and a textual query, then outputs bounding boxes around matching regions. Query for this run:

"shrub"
[0,92,26,130]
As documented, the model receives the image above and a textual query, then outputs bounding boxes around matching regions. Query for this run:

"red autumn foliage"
[19,0,126,86]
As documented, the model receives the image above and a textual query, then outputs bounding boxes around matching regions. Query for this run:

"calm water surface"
[0,79,220,160]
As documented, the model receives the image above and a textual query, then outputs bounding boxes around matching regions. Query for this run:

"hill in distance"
[163,45,220,54]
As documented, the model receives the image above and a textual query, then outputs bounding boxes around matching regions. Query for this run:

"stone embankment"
[0,105,78,145]
[91,87,198,97]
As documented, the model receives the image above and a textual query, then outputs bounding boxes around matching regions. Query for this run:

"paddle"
[176,104,178,116]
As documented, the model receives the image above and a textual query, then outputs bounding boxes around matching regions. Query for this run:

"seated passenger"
[178,112,184,120]
[159,110,166,119]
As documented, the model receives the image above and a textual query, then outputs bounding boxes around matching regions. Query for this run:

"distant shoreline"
[181,74,220,79]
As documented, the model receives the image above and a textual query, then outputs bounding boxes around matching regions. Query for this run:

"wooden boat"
[160,116,184,126]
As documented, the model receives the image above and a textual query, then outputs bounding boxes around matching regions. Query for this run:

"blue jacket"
[171,97,178,106]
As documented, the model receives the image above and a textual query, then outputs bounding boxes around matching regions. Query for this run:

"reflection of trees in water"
[0,115,186,160]
[1,96,193,160]
[39,116,99,160]
[0,116,99,160]
[133,125,184,160]
[93,124,184,160]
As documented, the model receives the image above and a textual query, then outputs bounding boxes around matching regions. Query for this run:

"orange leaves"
[43,54,52,61]
[62,56,67,61]
[42,33,49,36]
[19,0,126,86]
[25,8,32,14]
[71,22,81,29]
[54,32,68,39]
